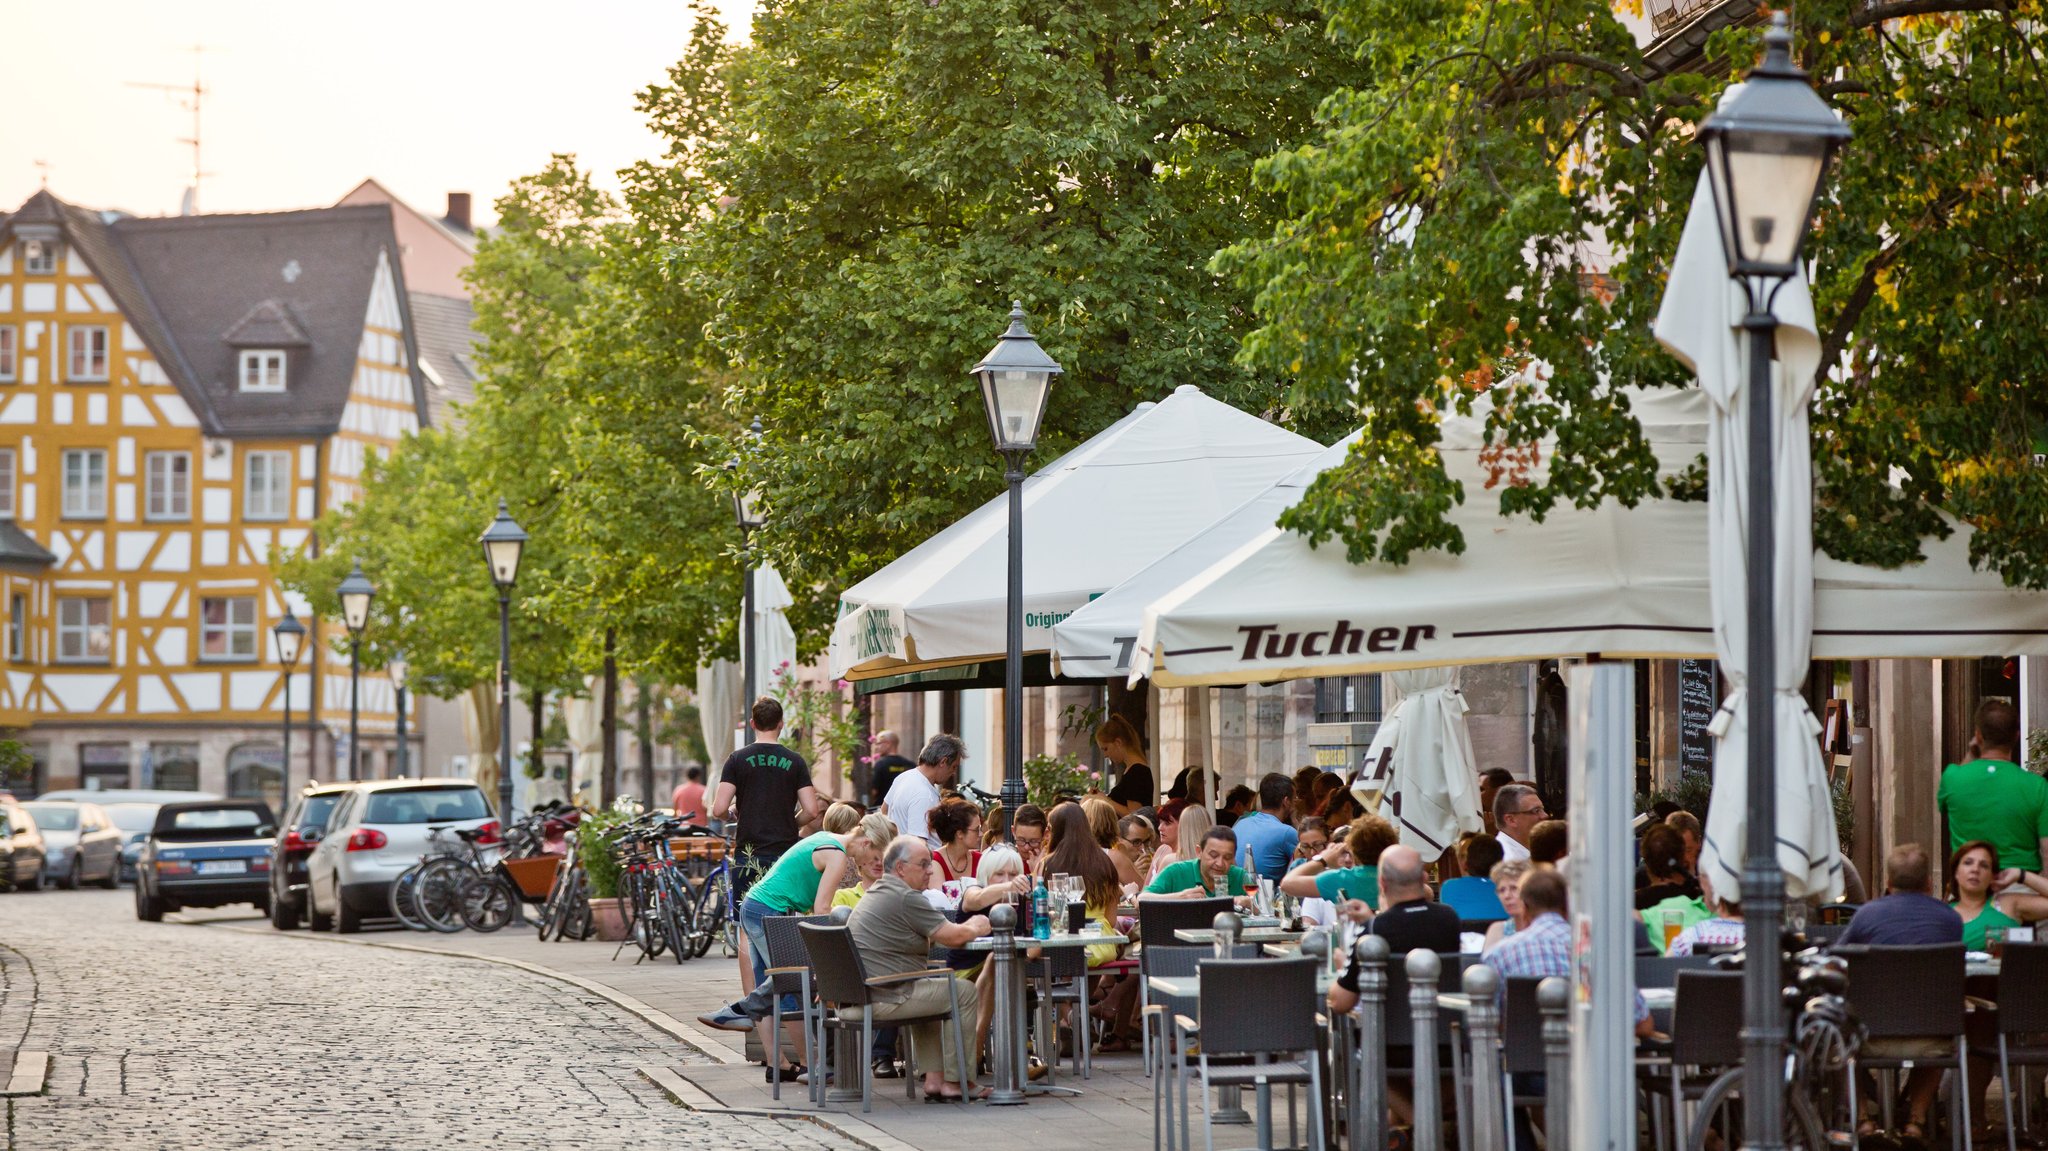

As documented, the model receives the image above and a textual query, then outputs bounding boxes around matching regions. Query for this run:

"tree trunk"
[530,687,545,793]
[601,628,619,808]
[637,679,655,810]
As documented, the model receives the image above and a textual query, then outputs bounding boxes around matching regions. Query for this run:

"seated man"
[846,835,991,1101]
[1489,869,1656,1039]
[1834,843,1962,1142]
[1142,825,1250,899]
[1327,845,1464,1013]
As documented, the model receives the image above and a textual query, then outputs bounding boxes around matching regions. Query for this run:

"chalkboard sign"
[1679,659,1719,775]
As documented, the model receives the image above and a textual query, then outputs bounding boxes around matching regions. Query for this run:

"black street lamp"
[336,563,375,782]
[1696,16,1850,1151]
[731,418,767,733]
[272,608,305,798]
[971,302,1061,836]
[479,500,528,823]
[389,650,410,780]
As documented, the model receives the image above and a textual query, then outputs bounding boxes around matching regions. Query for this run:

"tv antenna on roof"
[127,45,212,215]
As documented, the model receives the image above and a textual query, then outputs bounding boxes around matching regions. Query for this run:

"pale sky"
[1,1,756,224]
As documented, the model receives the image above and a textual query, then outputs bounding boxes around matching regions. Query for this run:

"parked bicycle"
[389,823,502,932]
[609,812,698,963]
[674,823,739,960]
[457,805,585,933]
[1689,939,1864,1151]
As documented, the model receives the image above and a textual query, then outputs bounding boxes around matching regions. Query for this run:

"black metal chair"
[759,912,834,1102]
[1172,957,1326,1151]
[1136,896,1235,1073]
[798,922,974,1113]
[1993,942,2048,1151]
[1843,942,1970,1150]
[1639,970,1743,1151]
[1635,954,1719,989]
[1032,943,1093,1081]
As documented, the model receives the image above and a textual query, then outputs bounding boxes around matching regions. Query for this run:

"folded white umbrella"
[1349,666,1484,861]
[1655,173,1839,901]
[829,385,1322,682]
[1134,384,2048,685]
[699,562,798,785]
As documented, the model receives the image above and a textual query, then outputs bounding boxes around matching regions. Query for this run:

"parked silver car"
[304,779,497,933]
[35,791,221,883]
[0,803,48,891]
[19,802,122,888]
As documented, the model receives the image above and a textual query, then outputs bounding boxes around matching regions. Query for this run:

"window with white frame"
[244,450,290,521]
[144,451,190,520]
[7,594,25,662]
[20,240,59,275]
[61,449,106,518]
[0,326,15,381]
[238,349,287,393]
[55,597,110,663]
[66,325,109,382]
[0,448,15,519]
[199,596,258,660]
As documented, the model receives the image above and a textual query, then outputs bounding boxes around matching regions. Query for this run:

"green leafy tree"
[678,0,1370,638]
[1221,1,2048,586]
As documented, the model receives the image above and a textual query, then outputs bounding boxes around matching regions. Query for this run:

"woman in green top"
[1281,815,1398,912]
[1948,839,2048,951]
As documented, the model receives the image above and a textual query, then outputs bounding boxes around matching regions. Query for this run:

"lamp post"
[272,609,305,799]
[971,302,1062,837]
[336,563,375,782]
[731,418,767,735]
[1696,17,1849,1151]
[389,650,409,779]
[479,500,528,823]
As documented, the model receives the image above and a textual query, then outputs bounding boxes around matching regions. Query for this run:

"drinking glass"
[1986,926,2007,959]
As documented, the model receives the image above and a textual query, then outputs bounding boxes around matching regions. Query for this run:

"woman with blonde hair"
[822,802,863,835]
[1094,714,1155,815]
[1082,796,1143,887]
[1482,859,1536,953]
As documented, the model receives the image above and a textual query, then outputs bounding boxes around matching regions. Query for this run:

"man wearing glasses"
[1492,783,1546,864]
[1009,804,1048,875]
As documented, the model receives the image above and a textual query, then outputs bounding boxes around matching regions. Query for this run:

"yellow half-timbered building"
[0,190,433,804]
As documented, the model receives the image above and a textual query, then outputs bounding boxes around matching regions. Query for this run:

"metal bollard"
[1408,949,1444,1151]
[1537,977,1571,1151]
[988,903,1025,1105]
[1462,965,1506,1151]
[1354,935,1392,1151]
[1209,909,1252,1125]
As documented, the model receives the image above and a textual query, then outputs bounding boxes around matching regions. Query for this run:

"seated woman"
[1949,838,2048,951]
[1280,815,1398,916]
[1482,860,1534,954]
[1288,817,1331,869]
[925,798,1023,913]
[1039,803,1137,1049]
[968,846,1030,1064]
[1439,833,1509,921]
[1667,874,1744,956]
[1083,797,1143,889]
[1634,824,1697,910]
[1149,805,1185,879]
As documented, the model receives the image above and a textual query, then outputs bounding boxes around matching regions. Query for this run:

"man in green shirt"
[1938,700,2048,872]
[1144,826,1250,898]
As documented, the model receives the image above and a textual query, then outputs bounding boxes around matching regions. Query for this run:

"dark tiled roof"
[0,521,55,568]
[408,292,479,429]
[221,298,311,346]
[0,191,426,438]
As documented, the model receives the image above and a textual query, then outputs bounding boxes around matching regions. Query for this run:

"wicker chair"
[1169,956,1326,1151]
[759,913,834,1102]
[1993,942,2048,1151]
[1842,943,1970,1150]
[1136,896,1235,1073]
[1146,943,1262,1151]
[798,922,974,1113]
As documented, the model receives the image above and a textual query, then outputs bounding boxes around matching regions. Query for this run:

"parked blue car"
[135,800,276,921]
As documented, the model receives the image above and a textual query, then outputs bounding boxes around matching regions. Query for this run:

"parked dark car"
[135,800,276,921]
[268,782,355,930]
[0,803,49,891]
[20,801,122,888]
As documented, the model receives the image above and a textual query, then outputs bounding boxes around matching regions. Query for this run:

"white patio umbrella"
[1654,173,1839,901]
[828,385,1322,683]
[1349,666,1483,861]
[698,562,798,785]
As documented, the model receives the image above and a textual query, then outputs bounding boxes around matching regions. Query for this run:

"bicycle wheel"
[690,868,729,959]
[659,875,694,965]
[416,859,472,933]
[458,874,518,933]
[538,863,571,942]
[1689,1068,1833,1151]
[563,873,593,941]
[389,865,429,931]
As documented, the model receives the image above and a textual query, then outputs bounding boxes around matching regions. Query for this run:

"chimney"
[445,192,472,232]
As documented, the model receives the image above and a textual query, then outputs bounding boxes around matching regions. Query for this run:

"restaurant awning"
[828,384,1323,686]
[1133,386,2048,688]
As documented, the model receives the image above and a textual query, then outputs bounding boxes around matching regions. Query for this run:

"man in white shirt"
[1492,782,1544,864]
[882,733,966,847]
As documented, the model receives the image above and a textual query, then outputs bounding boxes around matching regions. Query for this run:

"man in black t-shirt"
[711,696,821,901]
[865,730,915,809]
[1330,846,1463,1010]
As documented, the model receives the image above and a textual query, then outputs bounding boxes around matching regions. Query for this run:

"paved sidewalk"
[193,912,1288,1151]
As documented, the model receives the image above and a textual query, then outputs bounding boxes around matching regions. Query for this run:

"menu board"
[1678,659,1719,774]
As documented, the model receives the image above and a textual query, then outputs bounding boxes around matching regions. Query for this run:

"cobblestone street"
[0,889,857,1151]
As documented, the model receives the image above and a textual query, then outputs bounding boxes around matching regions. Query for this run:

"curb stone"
[2,1050,48,1097]
[637,1066,924,1151]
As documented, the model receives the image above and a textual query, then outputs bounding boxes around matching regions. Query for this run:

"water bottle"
[1031,877,1051,941]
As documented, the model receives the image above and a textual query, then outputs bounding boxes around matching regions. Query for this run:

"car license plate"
[196,860,246,875]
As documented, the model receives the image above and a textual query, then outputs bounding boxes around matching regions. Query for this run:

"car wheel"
[29,864,47,891]
[135,883,164,922]
[270,890,299,930]
[335,897,362,934]
[97,862,119,889]
[58,863,79,891]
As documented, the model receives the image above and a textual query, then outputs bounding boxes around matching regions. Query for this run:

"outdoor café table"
[964,928,1130,1104]
[1174,926,1308,945]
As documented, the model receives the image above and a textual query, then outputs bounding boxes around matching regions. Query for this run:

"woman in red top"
[929,798,984,883]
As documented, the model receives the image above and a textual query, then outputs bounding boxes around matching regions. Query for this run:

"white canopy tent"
[828,384,1322,685]
[1133,386,2048,687]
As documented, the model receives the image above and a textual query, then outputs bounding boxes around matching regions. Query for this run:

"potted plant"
[578,809,629,941]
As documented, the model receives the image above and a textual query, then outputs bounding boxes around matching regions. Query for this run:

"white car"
[303,779,497,933]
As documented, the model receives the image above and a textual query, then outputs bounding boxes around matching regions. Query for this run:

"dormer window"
[240,349,287,393]
[20,239,59,275]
